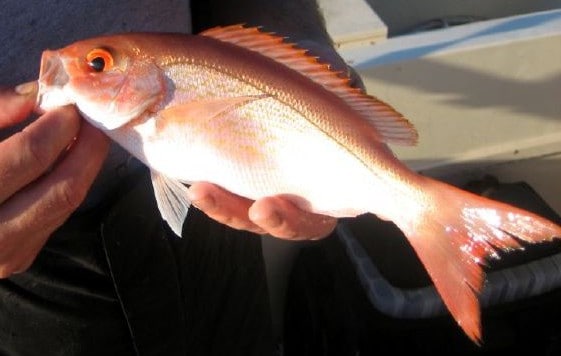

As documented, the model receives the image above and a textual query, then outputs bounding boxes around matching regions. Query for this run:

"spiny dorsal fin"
[201,25,418,146]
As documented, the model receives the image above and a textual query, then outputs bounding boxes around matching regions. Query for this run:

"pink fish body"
[37,25,561,343]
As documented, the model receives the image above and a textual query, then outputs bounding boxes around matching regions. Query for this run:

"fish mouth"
[36,50,71,111]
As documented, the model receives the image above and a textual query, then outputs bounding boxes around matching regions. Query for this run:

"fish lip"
[36,50,70,110]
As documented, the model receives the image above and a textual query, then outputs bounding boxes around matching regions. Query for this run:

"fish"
[35,25,561,343]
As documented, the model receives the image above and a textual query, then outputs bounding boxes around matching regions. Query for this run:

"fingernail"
[15,81,38,96]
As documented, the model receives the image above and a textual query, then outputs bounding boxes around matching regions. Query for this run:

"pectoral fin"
[159,95,268,126]
[150,170,191,237]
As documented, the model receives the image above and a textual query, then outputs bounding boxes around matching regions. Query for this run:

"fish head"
[37,35,166,130]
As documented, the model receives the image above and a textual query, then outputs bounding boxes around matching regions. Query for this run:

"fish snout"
[36,50,71,111]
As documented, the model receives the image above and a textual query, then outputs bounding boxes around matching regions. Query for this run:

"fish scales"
[155,46,404,216]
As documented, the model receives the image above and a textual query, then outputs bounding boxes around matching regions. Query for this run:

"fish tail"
[394,178,561,344]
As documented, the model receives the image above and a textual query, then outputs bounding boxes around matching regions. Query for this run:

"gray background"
[0,0,192,86]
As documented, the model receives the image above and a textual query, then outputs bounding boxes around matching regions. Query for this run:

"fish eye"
[86,48,114,72]
[89,57,105,72]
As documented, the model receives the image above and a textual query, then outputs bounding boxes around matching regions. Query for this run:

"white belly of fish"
[116,96,386,218]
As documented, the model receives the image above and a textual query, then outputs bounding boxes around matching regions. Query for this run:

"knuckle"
[56,179,87,213]
[271,224,299,240]
[20,130,55,171]
[220,214,238,227]
[0,259,34,279]
[282,230,300,240]
[221,215,247,231]
[220,214,262,234]
[247,224,267,235]
[0,264,17,279]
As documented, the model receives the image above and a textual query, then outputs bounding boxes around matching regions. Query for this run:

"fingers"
[188,182,267,235]
[188,182,337,240]
[0,81,38,127]
[31,119,110,219]
[0,118,110,278]
[0,106,81,203]
[249,197,337,240]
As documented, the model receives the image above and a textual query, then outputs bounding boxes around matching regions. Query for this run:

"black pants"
[0,170,274,356]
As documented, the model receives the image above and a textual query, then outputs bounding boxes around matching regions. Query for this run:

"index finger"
[0,82,38,128]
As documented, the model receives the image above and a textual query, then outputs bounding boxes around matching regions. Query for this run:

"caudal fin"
[397,179,561,344]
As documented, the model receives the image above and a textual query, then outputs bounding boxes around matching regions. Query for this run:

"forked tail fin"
[397,178,561,344]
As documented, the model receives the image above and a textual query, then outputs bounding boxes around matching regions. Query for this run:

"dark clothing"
[284,179,561,356]
[0,169,273,356]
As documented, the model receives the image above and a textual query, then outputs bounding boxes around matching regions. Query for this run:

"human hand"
[188,182,337,240]
[0,82,110,278]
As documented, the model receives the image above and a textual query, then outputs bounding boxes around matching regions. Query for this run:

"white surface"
[318,0,387,48]
[337,9,561,175]
[341,9,561,67]
[362,0,561,35]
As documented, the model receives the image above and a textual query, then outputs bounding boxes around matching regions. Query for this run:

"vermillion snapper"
[36,25,561,343]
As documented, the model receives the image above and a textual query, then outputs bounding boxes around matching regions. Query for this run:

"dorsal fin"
[201,25,418,146]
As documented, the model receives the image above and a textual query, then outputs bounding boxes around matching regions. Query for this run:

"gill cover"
[38,45,166,130]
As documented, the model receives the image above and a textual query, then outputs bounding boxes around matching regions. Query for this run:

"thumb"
[0,81,38,128]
